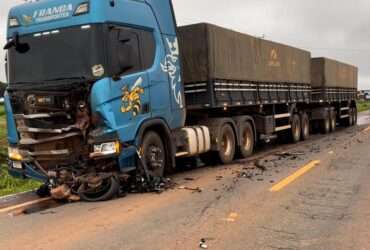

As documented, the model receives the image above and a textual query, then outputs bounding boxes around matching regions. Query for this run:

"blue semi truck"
[4,0,357,201]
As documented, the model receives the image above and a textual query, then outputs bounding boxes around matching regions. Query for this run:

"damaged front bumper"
[8,160,48,182]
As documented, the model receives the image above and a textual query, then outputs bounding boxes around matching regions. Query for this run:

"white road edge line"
[0,190,36,201]
[0,197,52,214]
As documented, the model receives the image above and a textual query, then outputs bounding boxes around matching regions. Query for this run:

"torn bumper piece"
[18,132,81,145]
[8,161,48,182]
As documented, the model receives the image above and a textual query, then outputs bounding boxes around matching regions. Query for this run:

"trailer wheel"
[352,107,357,126]
[320,114,331,134]
[140,131,166,178]
[330,111,337,132]
[348,109,354,127]
[239,121,255,158]
[291,114,301,143]
[217,123,236,164]
[300,113,310,141]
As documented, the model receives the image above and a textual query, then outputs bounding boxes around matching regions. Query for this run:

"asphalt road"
[1,113,370,250]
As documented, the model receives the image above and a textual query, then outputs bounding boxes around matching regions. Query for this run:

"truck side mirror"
[3,32,29,54]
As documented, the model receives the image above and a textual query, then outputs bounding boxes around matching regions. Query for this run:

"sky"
[1,0,369,89]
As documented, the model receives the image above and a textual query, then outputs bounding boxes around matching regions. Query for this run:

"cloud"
[173,0,370,89]
[1,0,369,89]
[0,1,23,82]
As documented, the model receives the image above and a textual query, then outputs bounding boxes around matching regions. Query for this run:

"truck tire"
[200,123,236,165]
[301,113,310,141]
[291,114,301,143]
[78,175,120,202]
[352,107,357,126]
[140,131,166,178]
[239,121,254,158]
[348,109,354,127]
[216,123,236,164]
[330,110,337,132]
[36,183,51,198]
[320,114,331,134]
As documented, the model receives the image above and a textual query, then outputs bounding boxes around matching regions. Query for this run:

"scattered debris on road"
[199,238,208,249]
[178,186,202,193]
[216,176,223,181]
[50,185,80,202]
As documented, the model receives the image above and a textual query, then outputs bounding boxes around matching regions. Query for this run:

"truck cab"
[5,0,187,201]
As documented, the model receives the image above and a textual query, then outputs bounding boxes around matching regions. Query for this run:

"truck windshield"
[7,24,107,84]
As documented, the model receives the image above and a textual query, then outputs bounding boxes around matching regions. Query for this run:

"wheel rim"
[303,119,309,137]
[293,116,301,140]
[325,118,330,131]
[294,124,300,139]
[242,127,252,152]
[221,133,233,157]
[331,115,336,130]
[145,144,164,174]
[78,175,118,201]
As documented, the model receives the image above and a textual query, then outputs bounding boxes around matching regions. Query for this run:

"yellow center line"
[270,160,321,192]
[0,197,52,214]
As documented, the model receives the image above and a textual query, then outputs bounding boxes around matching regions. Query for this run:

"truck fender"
[233,116,257,146]
[199,118,238,152]
[135,118,176,173]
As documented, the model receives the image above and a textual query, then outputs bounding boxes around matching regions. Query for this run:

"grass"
[357,100,370,113]
[0,105,41,197]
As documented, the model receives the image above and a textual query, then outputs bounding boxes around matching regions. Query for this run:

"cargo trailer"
[311,57,358,102]
[4,0,358,201]
[179,23,312,109]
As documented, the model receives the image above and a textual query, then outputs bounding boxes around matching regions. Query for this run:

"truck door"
[106,25,155,142]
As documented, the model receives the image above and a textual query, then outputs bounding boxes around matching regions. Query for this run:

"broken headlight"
[90,141,121,158]
[8,147,23,161]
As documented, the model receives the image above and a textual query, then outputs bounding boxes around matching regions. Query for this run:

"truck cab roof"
[7,0,177,38]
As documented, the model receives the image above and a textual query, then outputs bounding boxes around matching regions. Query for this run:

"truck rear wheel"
[330,111,337,132]
[291,114,301,143]
[217,123,236,164]
[239,121,254,158]
[301,113,310,141]
[200,123,236,165]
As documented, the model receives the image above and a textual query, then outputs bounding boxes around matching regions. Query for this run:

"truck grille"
[9,87,90,170]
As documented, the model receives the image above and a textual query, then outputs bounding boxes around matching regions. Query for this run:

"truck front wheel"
[140,131,166,179]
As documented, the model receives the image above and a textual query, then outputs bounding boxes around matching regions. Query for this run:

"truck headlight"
[8,147,23,161]
[8,17,20,28]
[90,141,121,158]
[74,2,89,16]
